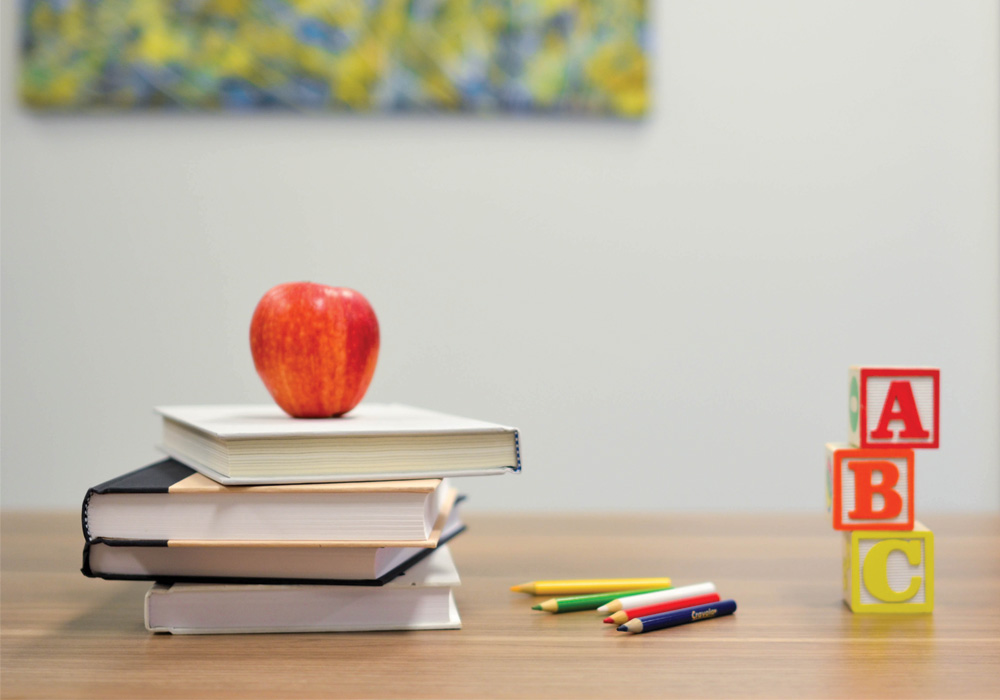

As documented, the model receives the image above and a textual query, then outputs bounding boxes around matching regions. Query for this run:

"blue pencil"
[617,599,737,634]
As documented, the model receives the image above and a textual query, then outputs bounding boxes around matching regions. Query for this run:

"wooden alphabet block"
[842,522,934,613]
[849,366,939,449]
[826,444,914,531]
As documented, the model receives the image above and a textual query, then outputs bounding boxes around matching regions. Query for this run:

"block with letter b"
[842,523,934,613]
[826,444,914,531]
[848,367,939,449]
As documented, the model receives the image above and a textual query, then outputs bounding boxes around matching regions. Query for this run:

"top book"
[156,403,521,485]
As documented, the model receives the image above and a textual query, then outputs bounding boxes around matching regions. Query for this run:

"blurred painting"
[20,0,648,117]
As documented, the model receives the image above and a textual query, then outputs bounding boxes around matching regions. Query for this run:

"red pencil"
[603,592,721,625]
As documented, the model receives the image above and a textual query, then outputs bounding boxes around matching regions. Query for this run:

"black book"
[82,459,457,545]
[82,517,466,586]
[81,460,466,585]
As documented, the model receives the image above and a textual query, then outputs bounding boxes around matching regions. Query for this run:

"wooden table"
[2,512,998,699]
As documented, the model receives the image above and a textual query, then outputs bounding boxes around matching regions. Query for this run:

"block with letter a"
[826,444,914,531]
[842,523,934,613]
[848,367,939,449]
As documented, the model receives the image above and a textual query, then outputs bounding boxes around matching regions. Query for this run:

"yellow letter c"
[863,539,923,602]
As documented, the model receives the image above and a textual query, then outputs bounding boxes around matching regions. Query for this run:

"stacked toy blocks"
[826,367,939,614]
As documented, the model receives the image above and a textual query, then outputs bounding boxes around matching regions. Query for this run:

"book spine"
[81,488,95,543]
[513,429,522,471]
[81,537,171,578]
[80,541,94,578]
[81,460,193,543]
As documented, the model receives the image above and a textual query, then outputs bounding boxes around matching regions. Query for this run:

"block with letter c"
[842,523,934,613]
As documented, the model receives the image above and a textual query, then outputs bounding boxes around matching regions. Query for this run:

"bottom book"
[145,545,462,634]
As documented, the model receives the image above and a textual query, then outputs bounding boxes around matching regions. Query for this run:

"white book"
[145,546,462,635]
[156,403,521,485]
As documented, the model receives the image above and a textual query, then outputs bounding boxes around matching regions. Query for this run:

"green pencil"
[531,587,673,613]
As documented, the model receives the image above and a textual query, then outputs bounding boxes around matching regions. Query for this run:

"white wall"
[2,1,998,512]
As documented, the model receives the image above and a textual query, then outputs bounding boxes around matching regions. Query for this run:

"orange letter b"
[848,460,903,520]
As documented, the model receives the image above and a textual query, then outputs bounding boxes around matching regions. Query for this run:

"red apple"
[250,283,380,418]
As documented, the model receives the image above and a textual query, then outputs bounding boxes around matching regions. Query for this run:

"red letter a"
[848,460,903,520]
[871,381,929,440]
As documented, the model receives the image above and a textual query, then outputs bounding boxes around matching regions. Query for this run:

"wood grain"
[2,511,998,699]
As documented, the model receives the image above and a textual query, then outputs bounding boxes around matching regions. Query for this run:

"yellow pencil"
[509,578,672,596]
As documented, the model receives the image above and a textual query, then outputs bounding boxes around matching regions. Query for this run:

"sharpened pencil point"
[510,584,526,593]
[603,616,614,624]
[531,604,542,610]
[617,624,628,632]
[596,604,610,613]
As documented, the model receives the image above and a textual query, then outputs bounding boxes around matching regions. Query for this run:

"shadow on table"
[60,584,149,636]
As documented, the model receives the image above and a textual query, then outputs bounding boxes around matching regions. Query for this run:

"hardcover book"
[155,403,521,485]
[82,460,456,545]
[83,500,466,586]
[145,545,463,634]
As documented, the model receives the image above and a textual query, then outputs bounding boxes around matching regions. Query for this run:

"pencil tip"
[510,585,523,592]
[603,617,614,623]
[531,604,542,611]
[616,624,628,632]
[596,605,610,613]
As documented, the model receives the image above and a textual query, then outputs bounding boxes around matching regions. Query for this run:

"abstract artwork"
[21,0,648,117]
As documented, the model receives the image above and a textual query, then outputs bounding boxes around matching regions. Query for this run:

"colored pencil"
[617,599,737,634]
[510,578,672,596]
[603,592,721,624]
[532,587,673,613]
[597,581,716,614]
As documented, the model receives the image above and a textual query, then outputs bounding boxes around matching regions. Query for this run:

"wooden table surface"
[2,511,998,699]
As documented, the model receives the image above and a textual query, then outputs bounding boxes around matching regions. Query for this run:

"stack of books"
[81,403,520,634]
